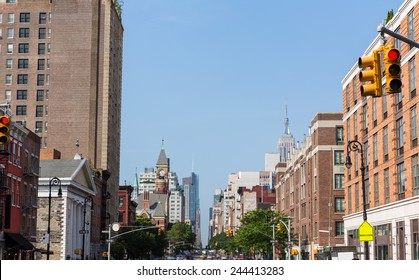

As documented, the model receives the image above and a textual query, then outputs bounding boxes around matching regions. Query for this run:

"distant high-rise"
[277,107,295,162]
[183,172,200,246]
[0,0,124,223]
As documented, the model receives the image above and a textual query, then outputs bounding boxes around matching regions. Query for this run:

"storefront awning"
[4,232,34,251]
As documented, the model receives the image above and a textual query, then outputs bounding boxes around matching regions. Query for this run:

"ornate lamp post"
[345,140,369,260]
[47,177,62,260]
[81,196,93,260]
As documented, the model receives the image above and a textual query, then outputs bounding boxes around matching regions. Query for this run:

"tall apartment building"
[276,113,345,259]
[0,0,123,225]
[342,0,419,260]
[183,172,200,246]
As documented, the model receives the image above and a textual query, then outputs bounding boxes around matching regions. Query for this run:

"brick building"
[275,113,345,259]
[342,0,419,260]
[0,122,40,260]
[0,0,123,231]
[118,184,137,226]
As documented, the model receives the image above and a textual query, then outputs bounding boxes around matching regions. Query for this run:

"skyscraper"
[0,0,123,223]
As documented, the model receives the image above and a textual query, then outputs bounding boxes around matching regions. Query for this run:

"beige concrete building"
[342,0,419,260]
[0,0,123,226]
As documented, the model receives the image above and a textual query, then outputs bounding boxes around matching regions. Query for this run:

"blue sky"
[120,0,404,246]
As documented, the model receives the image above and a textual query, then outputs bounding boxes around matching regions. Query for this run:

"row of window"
[347,154,419,214]
[6,58,49,69]
[0,11,48,24]
[5,89,47,101]
[1,27,51,39]
[5,42,51,54]
[14,105,48,118]
[4,73,50,86]
[347,106,418,175]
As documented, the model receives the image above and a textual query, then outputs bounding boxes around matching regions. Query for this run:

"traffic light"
[277,223,281,231]
[0,116,11,145]
[158,228,163,235]
[384,46,402,93]
[358,49,382,97]
[226,229,231,237]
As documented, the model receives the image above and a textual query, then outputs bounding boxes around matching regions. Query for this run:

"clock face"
[159,169,165,176]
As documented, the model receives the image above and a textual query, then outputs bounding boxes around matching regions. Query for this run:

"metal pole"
[287,218,291,260]
[378,24,419,49]
[108,224,111,260]
[81,199,87,260]
[46,181,52,260]
[272,224,275,260]
[346,140,369,260]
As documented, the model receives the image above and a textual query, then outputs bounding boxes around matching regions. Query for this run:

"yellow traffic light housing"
[358,49,382,97]
[276,223,281,231]
[384,46,402,93]
[0,116,11,145]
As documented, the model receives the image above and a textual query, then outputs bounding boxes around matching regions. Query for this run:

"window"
[412,219,419,260]
[5,75,12,85]
[38,28,46,39]
[7,28,14,38]
[346,118,351,144]
[18,43,29,53]
[397,162,405,194]
[354,110,358,138]
[412,106,418,147]
[410,57,416,97]
[17,74,28,85]
[36,106,43,117]
[8,13,14,23]
[0,13,2,24]
[383,125,389,162]
[363,104,368,133]
[373,133,378,167]
[5,90,11,101]
[334,150,344,165]
[384,168,390,204]
[335,221,344,236]
[35,121,42,133]
[6,59,12,69]
[348,186,352,214]
[37,74,44,86]
[16,105,27,116]
[396,118,404,155]
[20,13,30,23]
[36,90,44,101]
[374,173,379,207]
[38,59,45,70]
[355,183,360,212]
[19,28,30,38]
[412,155,419,196]
[395,26,401,50]
[346,85,350,110]
[372,98,377,126]
[396,92,403,110]
[353,77,357,104]
[409,9,415,47]
[18,59,29,69]
[336,127,344,144]
[335,174,344,189]
[382,88,388,119]
[17,90,27,100]
[335,197,345,212]
[7,44,13,54]
[365,179,370,208]
[38,43,45,55]
[39,12,46,24]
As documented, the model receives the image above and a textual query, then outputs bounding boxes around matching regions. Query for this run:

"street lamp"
[345,140,369,260]
[47,177,62,260]
[81,196,93,260]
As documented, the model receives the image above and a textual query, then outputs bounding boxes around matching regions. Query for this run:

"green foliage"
[111,216,167,259]
[234,208,290,259]
[114,0,124,16]
[386,9,394,24]
[166,222,196,253]
[208,232,236,254]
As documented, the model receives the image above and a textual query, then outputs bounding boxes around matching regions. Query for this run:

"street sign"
[358,221,374,242]
[79,230,89,234]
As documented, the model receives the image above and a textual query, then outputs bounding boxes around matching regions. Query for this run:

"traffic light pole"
[378,24,419,49]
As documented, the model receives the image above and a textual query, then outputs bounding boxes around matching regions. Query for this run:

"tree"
[234,208,290,259]
[166,222,196,254]
[111,216,167,259]
[208,232,236,254]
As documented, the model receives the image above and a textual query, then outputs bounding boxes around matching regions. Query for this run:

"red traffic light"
[0,116,9,125]
[387,48,400,61]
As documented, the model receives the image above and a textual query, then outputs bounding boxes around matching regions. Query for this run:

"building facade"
[0,122,40,260]
[342,0,419,260]
[0,0,123,227]
[276,113,345,259]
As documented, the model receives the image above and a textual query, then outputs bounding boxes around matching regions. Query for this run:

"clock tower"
[155,140,169,194]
